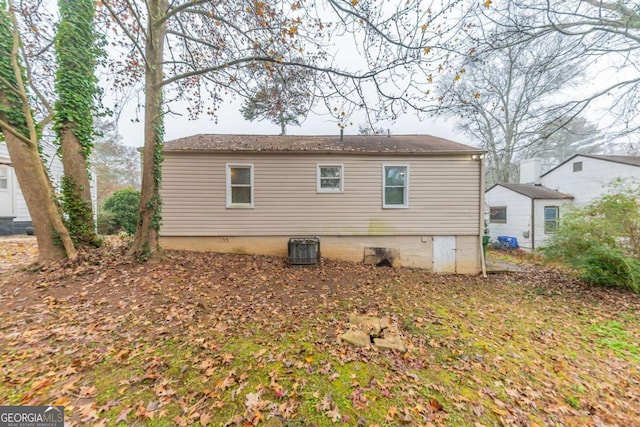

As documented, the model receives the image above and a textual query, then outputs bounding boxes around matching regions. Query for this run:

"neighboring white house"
[485,155,640,251]
[485,183,573,250]
[0,141,64,235]
[540,154,640,206]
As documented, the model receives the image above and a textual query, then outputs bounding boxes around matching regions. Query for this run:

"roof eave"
[488,184,574,200]
[541,153,640,177]
[163,148,486,156]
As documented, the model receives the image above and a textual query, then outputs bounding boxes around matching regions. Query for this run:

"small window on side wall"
[490,206,507,223]
[226,164,253,208]
[317,164,343,193]
[0,166,8,189]
[573,161,583,172]
[544,206,559,234]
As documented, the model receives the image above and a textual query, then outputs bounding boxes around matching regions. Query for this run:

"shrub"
[101,187,140,235]
[96,210,117,235]
[573,245,640,293]
[542,182,640,293]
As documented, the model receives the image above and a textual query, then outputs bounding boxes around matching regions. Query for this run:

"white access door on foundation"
[433,236,456,273]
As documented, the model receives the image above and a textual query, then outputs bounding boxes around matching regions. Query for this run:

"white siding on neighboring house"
[485,183,573,251]
[532,199,573,250]
[0,143,15,218]
[487,155,640,252]
[541,156,640,206]
[0,140,72,232]
[1,142,17,221]
[485,186,532,249]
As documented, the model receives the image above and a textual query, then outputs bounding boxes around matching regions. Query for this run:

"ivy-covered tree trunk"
[128,0,167,260]
[0,1,76,261]
[0,130,74,261]
[54,0,100,247]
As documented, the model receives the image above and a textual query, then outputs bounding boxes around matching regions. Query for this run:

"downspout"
[479,156,487,277]
[531,198,535,251]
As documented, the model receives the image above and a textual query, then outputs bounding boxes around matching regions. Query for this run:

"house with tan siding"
[159,134,486,274]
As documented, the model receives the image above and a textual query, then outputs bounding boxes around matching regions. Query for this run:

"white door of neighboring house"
[433,236,456,273]
[0,165,13,217]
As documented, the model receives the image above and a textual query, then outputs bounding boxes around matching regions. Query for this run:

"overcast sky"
[107,0,475,149]
[114,94,471,148]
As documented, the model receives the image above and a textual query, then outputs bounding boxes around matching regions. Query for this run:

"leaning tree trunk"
[0,3,76,262]
[128,0,167,261]
[1,131,77,261]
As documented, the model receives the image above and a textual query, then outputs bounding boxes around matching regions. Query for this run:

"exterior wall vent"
[288,237,320,265]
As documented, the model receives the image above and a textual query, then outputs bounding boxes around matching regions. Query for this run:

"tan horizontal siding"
[160,153,481,237]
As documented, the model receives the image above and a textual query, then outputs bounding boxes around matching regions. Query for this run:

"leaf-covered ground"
[1,237,639,426]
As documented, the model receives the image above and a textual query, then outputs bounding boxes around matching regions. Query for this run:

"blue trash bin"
[497,236,519,249]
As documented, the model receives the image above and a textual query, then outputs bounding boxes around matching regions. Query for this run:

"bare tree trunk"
[128,0,167,260]
[1,131,77,261]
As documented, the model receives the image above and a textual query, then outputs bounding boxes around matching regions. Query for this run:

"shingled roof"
[163,134,482,155]
[541,154,640,177]
[490,183,574,200]
[587,154,640,167]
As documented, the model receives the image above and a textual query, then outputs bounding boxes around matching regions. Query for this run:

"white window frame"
[0,166,8,190]
[226,163,254,208]
[544,206,559,234]
[316,164,344,193]
[382,164,409,208]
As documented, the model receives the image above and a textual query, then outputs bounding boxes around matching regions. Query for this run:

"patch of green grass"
[565,394,581,409]
[588,320,640,362]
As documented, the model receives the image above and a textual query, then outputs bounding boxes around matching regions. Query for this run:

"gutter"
[477,156,487,278]
[531,198,535,251]
[479,157,487,277]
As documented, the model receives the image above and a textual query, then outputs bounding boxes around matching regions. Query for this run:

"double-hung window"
[383,165,408,208]
[226,164,253,208]
[0,166,7,190]
[544,206,559,234]
[317,164,343,193]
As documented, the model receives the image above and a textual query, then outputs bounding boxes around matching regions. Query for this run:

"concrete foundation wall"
[160,235,482,274]
[0,218,32,236]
